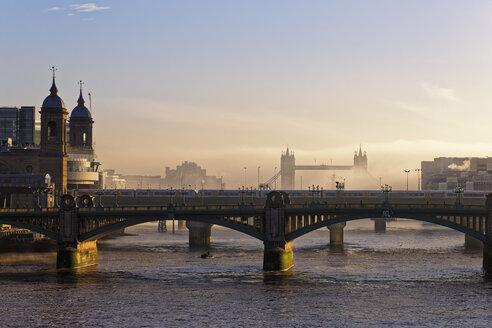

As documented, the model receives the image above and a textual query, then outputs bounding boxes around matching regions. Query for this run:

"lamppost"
[95,190,103,207]
[381,184,392,202]
[404,170,410,191]
[243,167,247,187]
[454,186,464,205]
[274,166,277,189]
[415,168,421,191]
[257,166,261,189]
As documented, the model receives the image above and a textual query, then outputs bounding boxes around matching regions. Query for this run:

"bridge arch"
[285,214,487,242]
[0,219,58,240]
[79,216,265,242]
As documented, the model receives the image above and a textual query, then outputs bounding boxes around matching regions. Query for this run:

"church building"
[0,68,99,198]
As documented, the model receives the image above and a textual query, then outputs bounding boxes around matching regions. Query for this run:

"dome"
[71,105,91,118]
[70,83,92,119]
[42,94,65,109]
[42,74,65,109]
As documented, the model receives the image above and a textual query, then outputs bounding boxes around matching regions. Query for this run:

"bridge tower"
[281,147,295,189]
[353,145,367,173]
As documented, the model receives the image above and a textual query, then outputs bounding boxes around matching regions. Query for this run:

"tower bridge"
[1,191,491,273]
[279,146,367,189]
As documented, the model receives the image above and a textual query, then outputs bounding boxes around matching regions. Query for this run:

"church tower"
[39,67,68,192]
[281,146,296,189]
[69,81,93,150]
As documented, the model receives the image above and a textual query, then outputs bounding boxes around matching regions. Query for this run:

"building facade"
[0,106,40,146]
[164,161,223,189]
[421,157,492,190]
[0,70,100,203]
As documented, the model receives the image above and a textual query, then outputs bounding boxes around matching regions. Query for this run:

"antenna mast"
[88,92,95,151]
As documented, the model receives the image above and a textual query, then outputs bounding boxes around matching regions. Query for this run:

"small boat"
[200,251,213,259]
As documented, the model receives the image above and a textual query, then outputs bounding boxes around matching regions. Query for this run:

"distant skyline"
[2,1,492,189]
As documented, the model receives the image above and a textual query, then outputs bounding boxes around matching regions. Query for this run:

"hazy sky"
[2,1,492,189]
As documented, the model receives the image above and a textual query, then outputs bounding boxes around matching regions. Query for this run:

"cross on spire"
[51,66,57,79]
[49,66,58,94]
[77,80,85,105]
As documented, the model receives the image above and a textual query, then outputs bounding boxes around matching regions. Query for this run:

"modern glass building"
[0,106,40,146]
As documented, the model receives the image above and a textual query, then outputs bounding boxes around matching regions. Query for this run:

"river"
[1,219,491,327]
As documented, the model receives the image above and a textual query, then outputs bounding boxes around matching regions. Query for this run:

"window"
[47,121,56,142]
[47,121,56,136]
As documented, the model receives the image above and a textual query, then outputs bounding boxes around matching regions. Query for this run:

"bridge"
[0,192,491,272]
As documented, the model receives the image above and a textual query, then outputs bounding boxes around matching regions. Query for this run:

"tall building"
[164,161,223,189]
[19,106,41,145]
[0,106,40,146]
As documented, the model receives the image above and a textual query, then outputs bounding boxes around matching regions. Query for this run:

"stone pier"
[263,192,293,271]
[158,220,167,232]
[465,234,483,250]
[57,240,98,269]
[186,221,212,248]
[328,222,346,246]
[374,218,386,232]
[484,195,492,274]
[57,195,98,269]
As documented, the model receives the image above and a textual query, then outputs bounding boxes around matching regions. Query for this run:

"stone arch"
[285,214,487,242]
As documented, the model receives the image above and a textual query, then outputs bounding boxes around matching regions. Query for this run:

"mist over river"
[1,219,491,328]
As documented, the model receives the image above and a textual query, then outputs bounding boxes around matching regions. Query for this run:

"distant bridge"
[0,191,491,272]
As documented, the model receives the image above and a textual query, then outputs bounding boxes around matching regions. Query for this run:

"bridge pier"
[57,195,98,269]
[264,241,294,271]
[186,221,212,248]
[374,219,386,232]
[158,220,167,232]
[484,195,492,274]
[464,235,482,250]
[57,240,98,269]
[328,222,346,246]
[484,243,492,274]
[263,192,293,271]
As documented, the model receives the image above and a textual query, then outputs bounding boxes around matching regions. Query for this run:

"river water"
[1,219,491,328]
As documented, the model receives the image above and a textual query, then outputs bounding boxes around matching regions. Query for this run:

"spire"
[359,144,362,156]
[50,66,58,94]
[77,80,85,105]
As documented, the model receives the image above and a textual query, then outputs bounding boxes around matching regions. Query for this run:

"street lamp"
[274,166,277,189]
[243,167,247,187]
[404,170,410,191]
[257,166,261,189]
[454,186,464,205]
[381,184,392,202]
[415,168,421,191]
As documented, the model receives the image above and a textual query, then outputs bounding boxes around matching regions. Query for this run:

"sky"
[1,1,492,189]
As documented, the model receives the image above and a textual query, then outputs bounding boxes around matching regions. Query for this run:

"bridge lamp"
[454,186,464,205]
[404,170,411,191]
[415,168,422,191]
[381,184,392,202]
